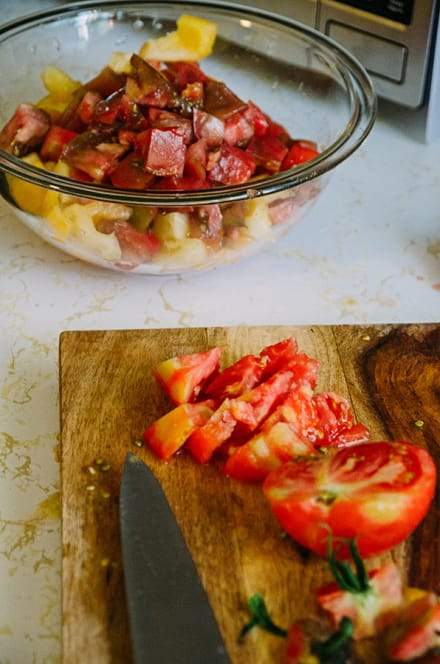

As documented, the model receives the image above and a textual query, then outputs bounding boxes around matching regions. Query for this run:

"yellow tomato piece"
[176,14,217,56]
[7,153,47,215]
[43,203,70,241]
[53,160,71,178]
[41,66,81,101]
[139,14,217,61]
[36,94,69,119]
[108,51,133,74]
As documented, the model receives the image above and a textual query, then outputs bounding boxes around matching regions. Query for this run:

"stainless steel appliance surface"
[236,0,439,110]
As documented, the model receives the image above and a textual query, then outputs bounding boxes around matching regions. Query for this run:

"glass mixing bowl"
[0,1,376,274]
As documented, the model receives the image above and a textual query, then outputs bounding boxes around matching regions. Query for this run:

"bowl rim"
[0,0,377,207]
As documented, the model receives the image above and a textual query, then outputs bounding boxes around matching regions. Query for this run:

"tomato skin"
[204,354,264,401]
[282,140,319,170]
[260,338,298,377]
[155,347,221,405]
[137,128,186,177]
[40,126,78,161]
[144,401,214,461]
[208,143,256,185]
[110,152,155,190]
[264,441,436,558]
[317,563,403,639]
[247,135,288,172]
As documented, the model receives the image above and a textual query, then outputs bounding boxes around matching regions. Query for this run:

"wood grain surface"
[59,325,440,664]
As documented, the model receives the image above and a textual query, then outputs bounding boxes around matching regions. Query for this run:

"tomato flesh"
[40,126,78,161]
[264,441,436,558]
[144,401,214,460]
[209,143,256,185]
[155,347,221,405]
[204,354,264,401]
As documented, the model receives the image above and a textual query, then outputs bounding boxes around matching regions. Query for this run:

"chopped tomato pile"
[143,336,436,564]
[0,15,321,269]
[241,541,440,663]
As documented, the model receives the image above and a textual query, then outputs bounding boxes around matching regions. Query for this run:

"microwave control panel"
[336,0,414,25]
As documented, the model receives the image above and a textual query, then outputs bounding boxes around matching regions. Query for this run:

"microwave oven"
[234,0,440,140]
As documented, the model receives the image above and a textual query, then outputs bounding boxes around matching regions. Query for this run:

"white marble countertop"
[0,2,439,663]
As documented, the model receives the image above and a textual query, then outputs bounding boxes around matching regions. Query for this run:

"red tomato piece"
[225,389,317,483]
[386,593,440,662]
[113,221,160,263]
[155,347,221,405]
[110,152,155,190]
[184,138,207,180]
[126,55,175,108]
[264,441,436,558]
[144,400,215,461]
[260,337,298,377]
[203,355,264,401]
[265,119,290,143]
[137,128,186,177]
[77,91,102,125]
[282,140,319,170]
[318,562,403,639]
[94,90,145,129]
[193,109,224,147]
[0,103,50,156]
[246,135,288,173]
[244,101,269,137]
[224,111,254,147]
[62,131,122,182]
[118,129,138,147]
[155,176,210,191]
[186,398,256,464]
[312,392,370,449]
[40,126,78,161]
[164,61,207,90]
[236,369,294,436]
[149,108,192,144]
[209,143,256,185]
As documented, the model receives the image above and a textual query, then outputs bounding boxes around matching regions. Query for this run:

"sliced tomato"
[193,109,224,147]
[126,55,175,108]
[225,390,317,483]
[224,111,254,147]
[318,562,403,639]
[209,143,256,185]
[260,338,298,377]
[149,108,192,144]
[113,221,160,263]
[0,104,50,155]
[203,354,264,401]
[265,119,291,144]
[165,61,207,90]
[312,393,370,449]
[137,128,186,177]
[40,126,78,161]
[184,138,207,180]
[144,400,214,461]
[282,140,319,170]
[62,130,122,181]
[204,80,247,120]
[238,370,294,434]
[386,593,440,662]
[247,135,288,173]
[77,91,102,125]
[264,441,436,558]
[155,347,221,405]
[110,152,155,190]
[186,398,256,464]
[244,101,269,137]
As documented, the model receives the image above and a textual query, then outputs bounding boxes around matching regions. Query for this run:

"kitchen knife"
[120,452,230,664]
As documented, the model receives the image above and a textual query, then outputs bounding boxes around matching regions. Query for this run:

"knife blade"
[120,452,230,664]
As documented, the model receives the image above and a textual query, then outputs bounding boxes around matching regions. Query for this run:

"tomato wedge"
[155,347,221,404]
[263,441,436,558]
[224,387,317,482]
[144,400,214,460]
[311,392,370,449]
[203,354,264,401]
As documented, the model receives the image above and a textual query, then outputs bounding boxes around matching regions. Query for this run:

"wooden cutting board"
[59,325,440,664]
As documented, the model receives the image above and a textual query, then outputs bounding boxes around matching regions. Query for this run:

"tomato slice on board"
[317,562,403,639]
[385,593,440,662]
[311,392,370,449]
[203,354,264,401]
[264,441,436,558]
[224,387,317,483]
[260,338,298,377]
[155,347,221,405]
[186,398,256,464]
[144,400,214,461]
